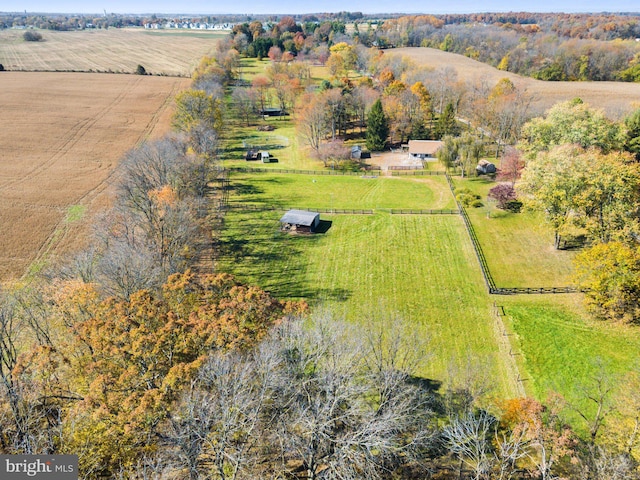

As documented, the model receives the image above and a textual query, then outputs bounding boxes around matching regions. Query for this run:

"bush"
[0,64,4,71]
[135,64,147,75]
[23,30,43,42]
[470,199,484,208]
[455,187,481,207]
[504,200,523,213]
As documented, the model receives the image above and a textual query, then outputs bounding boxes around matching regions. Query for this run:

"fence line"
[225,204,374,215]
[389,209,459,215]
[388,165,424,170]
[227,167,380,176]
[491,286,580,295]
[493,302,527,397]
[390,170,446,176]
[445,173,497,292]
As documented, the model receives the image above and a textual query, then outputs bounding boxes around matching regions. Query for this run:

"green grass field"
[217,172,520,398]
[453,177,577,287]
[501,294,640,432]
[226,172,457,210]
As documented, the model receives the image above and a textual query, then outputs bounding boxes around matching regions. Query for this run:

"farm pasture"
[0,28,225,76]
[226,172,457,210]
[454,177,577,287]
[217,172,521,398]
[0,72,189,281]
[390,47,640,119]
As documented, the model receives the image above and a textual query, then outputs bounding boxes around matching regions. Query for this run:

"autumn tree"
[520,145,640,248]
[172,89,223,134]
[232,87,258,126]
[488,184,518,209]
[296,92,329,153]
[251,75,271,113]
[574,242,640,323]
[483,78,532,156]
[498,396,577,480]
[51,272,301,477]
[519,99,624,157]
[366,98,389,151]
[497,147,525,186]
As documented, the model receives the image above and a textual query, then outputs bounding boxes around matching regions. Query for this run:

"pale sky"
[1,1,639,15]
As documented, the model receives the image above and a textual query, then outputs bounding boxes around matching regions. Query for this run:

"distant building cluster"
[143,21,234,30]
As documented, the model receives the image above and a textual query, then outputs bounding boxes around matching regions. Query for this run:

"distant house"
[408,140,443,159]
[280,210,320,233]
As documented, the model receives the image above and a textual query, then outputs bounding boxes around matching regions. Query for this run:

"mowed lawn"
[217,172,519,397]
[454,177,577,287]
[502,295,640,431]
[227,172,457,210]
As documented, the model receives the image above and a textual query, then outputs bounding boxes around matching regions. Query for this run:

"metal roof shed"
[279,210,321,233]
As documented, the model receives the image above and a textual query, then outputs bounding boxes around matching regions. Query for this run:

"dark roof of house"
[279,209,319,226]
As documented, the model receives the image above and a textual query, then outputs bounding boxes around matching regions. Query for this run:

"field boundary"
[445,173,578,295]
[227,167,381,175]
[493,302,527,397]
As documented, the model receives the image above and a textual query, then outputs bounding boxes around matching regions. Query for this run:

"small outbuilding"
[408,140,444,159]
[280,209,320,233]
[476,159,497,175]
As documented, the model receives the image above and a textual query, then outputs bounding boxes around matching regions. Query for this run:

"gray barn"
[280,210,321,233]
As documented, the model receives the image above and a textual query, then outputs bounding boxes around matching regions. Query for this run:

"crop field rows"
[0,72,189,280]
[391,47,640,119]
[0,28,226,76]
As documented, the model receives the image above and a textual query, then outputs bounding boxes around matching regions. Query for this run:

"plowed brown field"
[390,47,640,119]
[0,28,225,76]
[0,72,189,281]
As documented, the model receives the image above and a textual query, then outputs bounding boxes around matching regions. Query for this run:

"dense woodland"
[3,12,640,479]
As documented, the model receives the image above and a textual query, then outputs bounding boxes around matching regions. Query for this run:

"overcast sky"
[1,1,639,15]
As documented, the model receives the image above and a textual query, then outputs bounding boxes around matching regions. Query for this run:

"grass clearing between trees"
[456,177,577,287]
[226,172,457,210]
[217,171,520,398]
[501,294,640,430]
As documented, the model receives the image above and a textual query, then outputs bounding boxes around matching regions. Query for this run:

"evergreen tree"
[624,108,640,161]
[435,102,458,139]
[366,98,389,152]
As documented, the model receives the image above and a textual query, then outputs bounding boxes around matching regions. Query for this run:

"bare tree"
[443,410,497,480]
[266,315,437,479]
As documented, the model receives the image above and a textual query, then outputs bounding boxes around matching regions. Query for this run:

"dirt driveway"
[366,150,431,172]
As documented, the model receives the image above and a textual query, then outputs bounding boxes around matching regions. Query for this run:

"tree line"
[369,14,640,82]
[3,27,640,479]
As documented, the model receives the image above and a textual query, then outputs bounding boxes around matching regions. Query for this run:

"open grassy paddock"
[226,172,457,210]
[454,177,577,287]
[217,172,519,397]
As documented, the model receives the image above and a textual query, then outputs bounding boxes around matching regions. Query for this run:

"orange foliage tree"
[15,271,305,476]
